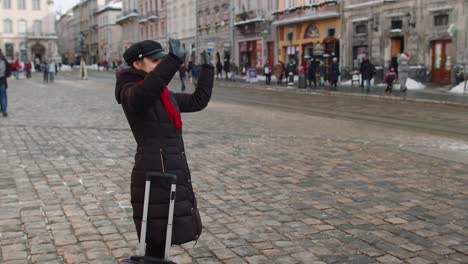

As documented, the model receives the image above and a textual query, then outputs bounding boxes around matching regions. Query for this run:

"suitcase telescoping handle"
[140,172,177,260]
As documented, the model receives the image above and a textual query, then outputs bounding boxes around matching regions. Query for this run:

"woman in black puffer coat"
[115,40,214,257]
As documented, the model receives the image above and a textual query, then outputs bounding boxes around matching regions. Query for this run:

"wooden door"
[391,38,403,57]
[431,40,452,84]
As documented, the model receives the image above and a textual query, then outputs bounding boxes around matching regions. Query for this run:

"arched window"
[3,19,13,33]
[18,20,27,35]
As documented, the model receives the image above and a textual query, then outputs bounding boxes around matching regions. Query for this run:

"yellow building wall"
[277,18,341,62]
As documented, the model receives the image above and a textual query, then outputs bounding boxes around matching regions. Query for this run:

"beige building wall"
[97,3,123,63]
[167,0,196,62]
[0,0,58,62]
[56,11,75,64]
[342,0,467,84]
[116,0,140,50]
[138,0,167,49]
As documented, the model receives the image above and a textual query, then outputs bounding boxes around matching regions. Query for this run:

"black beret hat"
[123,40,168,64]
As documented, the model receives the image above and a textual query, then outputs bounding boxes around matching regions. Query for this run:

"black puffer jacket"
[115,53,214,247]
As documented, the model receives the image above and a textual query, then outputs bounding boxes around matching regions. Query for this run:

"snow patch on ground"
[449,81,468,94]
[406,78,425,90]
[60,65,73,72]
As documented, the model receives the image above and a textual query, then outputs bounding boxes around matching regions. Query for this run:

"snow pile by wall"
[449,81,468,94]
[406,78,425,90]
[60,65,73,72]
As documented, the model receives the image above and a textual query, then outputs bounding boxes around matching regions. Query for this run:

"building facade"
[137,0,168,49]
[273,0,341,67]
[196,0,232,64]
[56,10,75,64]
[96,1,123,63]
[166,0,196,63]
[0,0,59,63]
[116,0,140,50]
[341,0,468,84]
[233,0,277,73]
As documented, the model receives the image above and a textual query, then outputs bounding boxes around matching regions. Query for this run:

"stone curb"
[216,80,468,108]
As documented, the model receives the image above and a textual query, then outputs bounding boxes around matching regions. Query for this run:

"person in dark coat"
[115,40,214,258]
[215,52,223,79]
[179,64,187,91]
[223,54,230,80]
[308,58,318,87]
[0,49,11,117]
[329,57,340,89]
[286,58,297,85]
[360,58,375,93]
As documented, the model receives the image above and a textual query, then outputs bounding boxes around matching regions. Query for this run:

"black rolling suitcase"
[119,172,177,264]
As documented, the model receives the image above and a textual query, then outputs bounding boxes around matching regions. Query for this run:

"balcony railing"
[26,32,58,39]
[116,9,139,24]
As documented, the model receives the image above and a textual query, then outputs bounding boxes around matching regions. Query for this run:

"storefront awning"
[272,12,339,27]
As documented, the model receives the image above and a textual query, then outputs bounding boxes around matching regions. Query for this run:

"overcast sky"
[55,0,80,13]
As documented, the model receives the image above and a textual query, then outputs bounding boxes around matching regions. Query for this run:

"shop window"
[355,24,367,34]
[391,20,402,30]
[434,14,448,26]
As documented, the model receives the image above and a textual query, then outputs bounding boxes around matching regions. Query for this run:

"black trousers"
[385,84,393,94]
[146,245,165,258]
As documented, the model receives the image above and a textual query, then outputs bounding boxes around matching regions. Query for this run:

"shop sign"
[312,43,324,56]
[305,23,320,38]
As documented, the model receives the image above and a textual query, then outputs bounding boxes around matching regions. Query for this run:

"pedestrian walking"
[187,60,193,82]
[453,64,465,85]
[115,39,214,258]
[42,61,49,83]
[329,57,340,89]
[191,63,200,85]
[179,64,187,91]
[361,58,375,93]
[216,53,223,79]
[308,58,318,87]
[274,60,285,86]
[286,58,296,86]
[397,52,410,93]
[230,62,238,81]
[318,61,327,86]
[223,54,230,80]
[383,67,397,95]
[263,60,271,85]
[80,58,88,80]
[12,59,21,80]
[0,49,11,117]
[25,60,32,78]
[48,61,56,83]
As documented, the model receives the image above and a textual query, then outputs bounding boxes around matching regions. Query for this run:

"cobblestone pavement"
[0,72,467,264]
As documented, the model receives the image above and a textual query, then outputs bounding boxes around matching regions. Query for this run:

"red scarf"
[136,80,182,130]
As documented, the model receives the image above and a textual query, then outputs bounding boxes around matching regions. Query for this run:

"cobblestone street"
[0,72,467,264]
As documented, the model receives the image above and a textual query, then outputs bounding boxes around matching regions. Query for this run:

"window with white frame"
[18,0,26,9]
[32,0,41,10]
[3,0,12,9]
[3,19,13,33]
[18,20,27,35]
[33,20,42,35]
[285,0,296,8]
[305,0,316,4]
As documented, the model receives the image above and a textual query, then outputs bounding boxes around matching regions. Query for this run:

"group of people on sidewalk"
[0,48,63,118]
[361,52,411,95]
[261,57,340,88]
